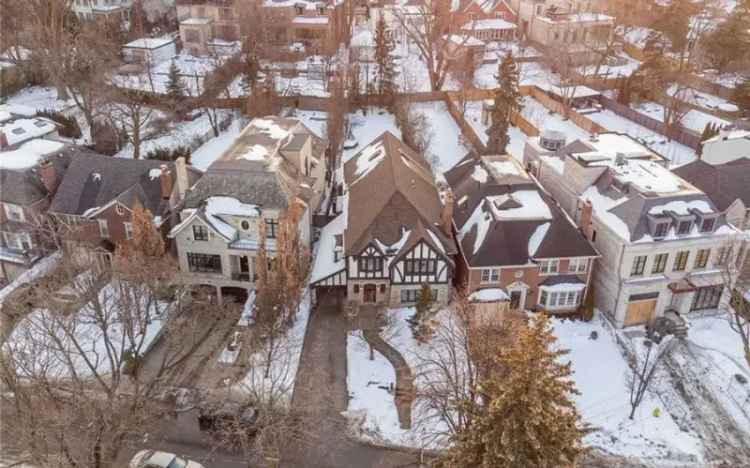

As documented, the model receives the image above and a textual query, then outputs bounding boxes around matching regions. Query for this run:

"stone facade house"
[446,153,597,314]
[310,132,457,307]
[524,132,743,328]
[169,117,328,301]
[177,0,241,56]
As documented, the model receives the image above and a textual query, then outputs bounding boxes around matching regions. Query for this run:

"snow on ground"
[4,86,75,113]
[345,330,407,443]
[697,71,745,89]
[115,109,234,160]
[551,313,704,461]
[0,253,60,309]
[463,100,528,162]
[667,84,740,113]
[576,54,642,78]
[476,60,559,89]
[343,107,401,163]
[411,101,470,172]
[521,96,590,140]
[633,101,729,134]
[586,109,698,166]
[190,118,244,170]
[685,314,750,432]
[285,108,328,138]
[233,290,311,407]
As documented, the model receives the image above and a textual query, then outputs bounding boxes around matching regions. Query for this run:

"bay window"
[539,287,582,309]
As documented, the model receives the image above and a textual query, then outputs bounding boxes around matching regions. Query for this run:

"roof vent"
[614,152,626,166]
[539,130,566,152]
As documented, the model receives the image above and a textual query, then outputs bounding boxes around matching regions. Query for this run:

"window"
[240,220,250,231]
[405,259,436,275]
[187,252,222,273]
[673,251,689,271]
[568,258,587,273]
[98,219,109,238]
[652,253,668,274]
[694,249,710,269]
[631,255,647,276]
[193,225,209,241]
[653,222,669,238]
[691,285,723,311]
[265,218,278,238]
[353,284,360,293]
[2,232,32,250]
[401,289,418,303]
[539,288,581,309]
[539,259,559,275]
[358,257,383,272]
[3,203,24,222]
[716,246,733,266]
[677,220,692,235]
[481,268,499,283]
[700,218,715,233]
[124,222,133,240]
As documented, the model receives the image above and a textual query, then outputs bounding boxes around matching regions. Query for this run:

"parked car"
[129,450,204,468]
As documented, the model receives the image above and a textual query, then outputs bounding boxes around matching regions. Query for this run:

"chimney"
[440,189,454,236]
[0,131,7,149]
[174,157,189,202]
[159,164,173,200]
[579,199,593,239]
[39,159,58,195]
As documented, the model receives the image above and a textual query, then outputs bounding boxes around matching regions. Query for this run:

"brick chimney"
[440,189,454,236]
[174,157,189,203]
[38,159,58,195]
[159,164,173,200]
[579,199,593,239]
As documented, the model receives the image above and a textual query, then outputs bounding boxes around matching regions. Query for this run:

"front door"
[364,284,377,303]
[510,291,522,310]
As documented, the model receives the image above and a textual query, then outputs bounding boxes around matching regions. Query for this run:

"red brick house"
[445,153,598,313]
[454,0,517,28]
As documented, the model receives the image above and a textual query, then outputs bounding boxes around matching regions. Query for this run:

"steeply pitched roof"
[49,153,190,217]
[342,132,456,257]
[0,145,75,205]
[183,169,295,211]
[448,155,597,267]
[672,158,750,211]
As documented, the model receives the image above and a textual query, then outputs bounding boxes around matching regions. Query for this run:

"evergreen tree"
[374,15,397,103]
[165,60,185,102]
[487,52,522,154]
[445,314,588,468]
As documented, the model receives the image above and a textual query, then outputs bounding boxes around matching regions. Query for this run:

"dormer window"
[700,217,715,233]
[654,222,670,238]
[677,220,692,235]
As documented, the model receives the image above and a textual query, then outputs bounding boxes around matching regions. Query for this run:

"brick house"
[48,154,199,263]
[446,153,597,313]
[177,0,241,56]
[454,0,518,41]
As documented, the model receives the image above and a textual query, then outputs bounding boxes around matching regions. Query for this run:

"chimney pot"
[579,198,593,239]
[39,159,58,195]
[160,165,173,200]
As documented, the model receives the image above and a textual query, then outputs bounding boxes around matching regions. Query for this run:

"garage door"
[625,296,658,326]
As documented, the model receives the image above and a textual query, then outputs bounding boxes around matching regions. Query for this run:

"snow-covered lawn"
[667,84,740,113]
[233,290,311,407]
[632,101,729,134]
[577,54,642,79]
[343,108,401,162]
[476,60,559,89]
[3,86,75,113]
[551,314,704,461]
[190,117,244,170]
[685,314,750,432]
[463,100,527,162]
[412,101,470,172]
[586,109,698,165]
[521,96,590,140]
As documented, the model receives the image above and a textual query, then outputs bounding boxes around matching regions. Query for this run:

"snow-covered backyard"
[463,100,527,161]
[521,96,591,140]
[632,101,730,134]
[411,101,470,172]
[343,108,401,163]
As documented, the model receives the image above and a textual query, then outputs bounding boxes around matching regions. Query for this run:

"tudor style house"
[446,153,597,313]
[310,132,457,306]
[169,117,327,301]
[524,132,743,328]
[48,154,198,263]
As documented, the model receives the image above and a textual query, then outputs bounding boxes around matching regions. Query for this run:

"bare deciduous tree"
[626,337,674,420]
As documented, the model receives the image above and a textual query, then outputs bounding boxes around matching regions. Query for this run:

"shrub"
[36,109,82,138]
[145,145,192,164]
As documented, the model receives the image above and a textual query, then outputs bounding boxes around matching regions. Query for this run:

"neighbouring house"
[176,0,241,56]
[48,154,198,266]
[700,127,750,166]
[460,18,518,42]
[524,131,743,328]
[168,116,328,302]
[72,0,133,23]
[122,36,178,65]
[535,83,602,109]
[446,153,598,315]
[0,144,74,284]
[0,105,59,150]
[310,132,457,308]
[445,34,487,68]
[350,27,375,62]
[454,0,517,25]
[511,0,614,62]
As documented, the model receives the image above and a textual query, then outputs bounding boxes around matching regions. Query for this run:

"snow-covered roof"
[704,129,750,144]
[536,83,601,99]
[292,16,329,25]
[537,12,613,24]
[461,18,516,30]
[123,37,175,49]
[180,17,212,25]
[0,117,58,146]
[351,28,375,47]
[469,288,509,302]
[446,35,486,47]
[0,139,64,170]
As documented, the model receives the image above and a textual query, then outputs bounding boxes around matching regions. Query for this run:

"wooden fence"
[444,94,487,155]
[527,86,608,134]
[599,96,702,150]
